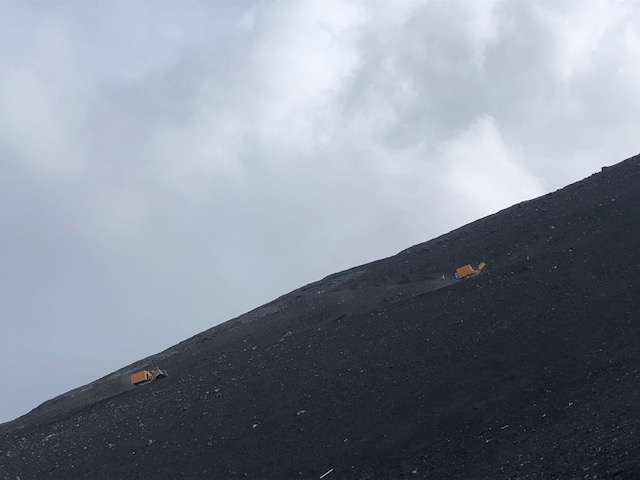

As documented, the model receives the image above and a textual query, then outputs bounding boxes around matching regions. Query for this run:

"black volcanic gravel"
[1,154,640,479]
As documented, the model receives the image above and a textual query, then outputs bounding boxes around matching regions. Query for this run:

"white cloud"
[442,116,544,216]
[535,0,631,83]
[1,0,640,423]
[462,0,506,70]
[0,23,89,178]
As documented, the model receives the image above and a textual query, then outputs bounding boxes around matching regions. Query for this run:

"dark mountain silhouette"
[2,153,640,479]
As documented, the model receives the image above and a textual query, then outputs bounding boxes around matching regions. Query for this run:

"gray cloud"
[1,0,639,422]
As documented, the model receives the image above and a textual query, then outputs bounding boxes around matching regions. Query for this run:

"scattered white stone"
[319,468,333,479]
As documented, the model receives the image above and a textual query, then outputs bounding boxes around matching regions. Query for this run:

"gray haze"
[1,0,639,423]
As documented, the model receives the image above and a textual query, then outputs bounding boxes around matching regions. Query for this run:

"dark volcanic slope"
[2,154,640,479]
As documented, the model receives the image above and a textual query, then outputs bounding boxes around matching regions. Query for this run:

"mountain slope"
[1,153,640,479]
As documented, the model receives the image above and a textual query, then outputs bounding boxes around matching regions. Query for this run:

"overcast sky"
[1,0,638,423]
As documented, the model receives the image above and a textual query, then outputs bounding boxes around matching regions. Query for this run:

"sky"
[1,0,639,423]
